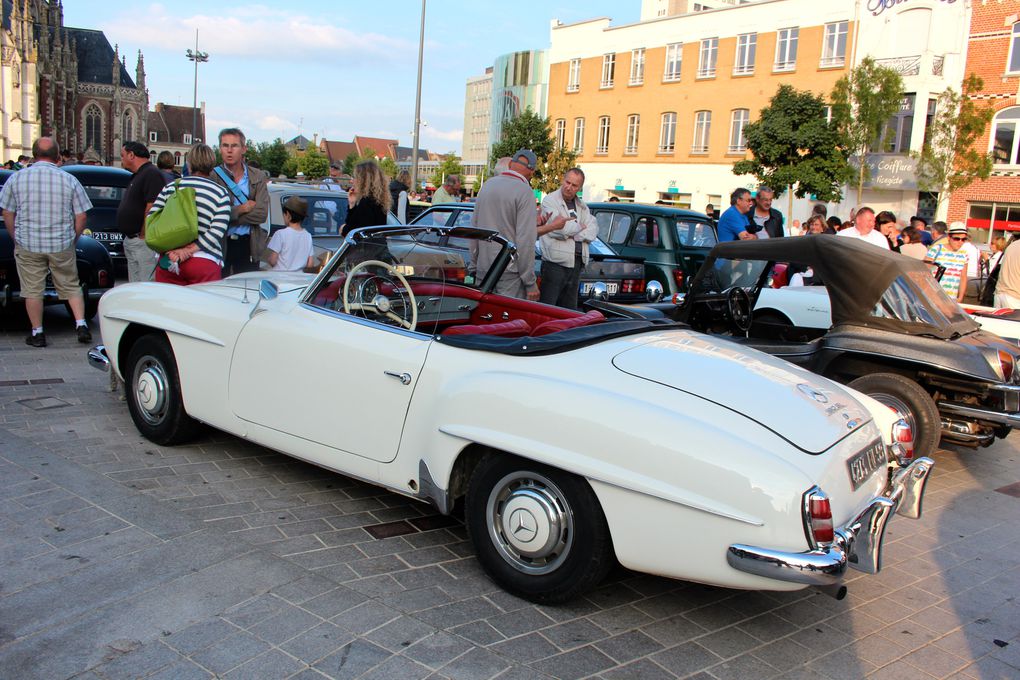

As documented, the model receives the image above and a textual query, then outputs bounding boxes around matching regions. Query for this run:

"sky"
[63,1,639,155]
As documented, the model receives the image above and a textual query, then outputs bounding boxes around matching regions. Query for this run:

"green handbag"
[144,179,199,252]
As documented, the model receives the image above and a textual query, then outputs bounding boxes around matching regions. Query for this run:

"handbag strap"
[214,166,249,205]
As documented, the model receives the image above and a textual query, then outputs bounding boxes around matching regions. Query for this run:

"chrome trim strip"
[938,401,1020,428]
[726,456,934,586]
[987,384,1020,395]
[86,345,110,372]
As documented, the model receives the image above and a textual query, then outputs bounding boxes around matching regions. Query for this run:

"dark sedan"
[60,165,134,274]
[410,203,648,304]
[0,167,116,319]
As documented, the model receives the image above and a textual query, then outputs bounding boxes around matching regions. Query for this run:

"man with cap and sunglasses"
[472,148,544,300]
[925,222,971,302]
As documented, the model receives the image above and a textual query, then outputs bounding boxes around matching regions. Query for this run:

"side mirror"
[646,280,664,303]
[589,281,609,302]
[259,279,279,301]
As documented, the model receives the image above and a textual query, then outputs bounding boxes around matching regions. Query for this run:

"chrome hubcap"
[135,356,169,425]
[487,471,572,575]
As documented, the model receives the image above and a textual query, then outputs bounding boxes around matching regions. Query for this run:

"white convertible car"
[88,225,932,603]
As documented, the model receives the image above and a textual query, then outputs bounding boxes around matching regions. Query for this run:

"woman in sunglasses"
[924,222,971,302]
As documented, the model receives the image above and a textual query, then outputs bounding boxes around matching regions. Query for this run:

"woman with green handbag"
[147,144,231,285]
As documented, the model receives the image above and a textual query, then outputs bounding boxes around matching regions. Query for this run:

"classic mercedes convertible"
[88,225,932,603]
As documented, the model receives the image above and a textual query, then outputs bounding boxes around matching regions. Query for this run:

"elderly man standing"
[117,141,167,282]
[746,185,784,238]
[538,167,597,309]
[717,188,756,242]
[837,207,889,249]
[211,128,269,276]
[472,149,541,300]
[0,138,93,347]
[432,174,461,204]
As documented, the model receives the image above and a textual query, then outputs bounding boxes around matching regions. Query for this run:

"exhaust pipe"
[813,583,847,600]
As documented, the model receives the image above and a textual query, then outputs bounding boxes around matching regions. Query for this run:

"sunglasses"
[950,236,968,242]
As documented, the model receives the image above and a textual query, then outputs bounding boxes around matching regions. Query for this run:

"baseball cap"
[282,195,308,219]
[947,221,967,235]
[512,149,537,170]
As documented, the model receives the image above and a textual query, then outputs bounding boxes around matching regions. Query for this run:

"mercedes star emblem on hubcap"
[508,508,537,541]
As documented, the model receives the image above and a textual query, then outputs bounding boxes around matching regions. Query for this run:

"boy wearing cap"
[925,222,971,302]
[266,196,314,272]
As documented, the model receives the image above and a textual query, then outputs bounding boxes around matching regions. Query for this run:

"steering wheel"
[726,286,753,333]
[342,260,418,331]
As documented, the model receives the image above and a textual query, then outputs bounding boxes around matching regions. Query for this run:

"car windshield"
[872,271,972,329]
[675,219,717,248]
[692,258,771,295]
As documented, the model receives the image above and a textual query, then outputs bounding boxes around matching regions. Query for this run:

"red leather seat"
[442,318,532,337]
[531,310,605,336]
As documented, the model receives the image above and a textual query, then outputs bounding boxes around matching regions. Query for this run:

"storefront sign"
[867,0,956,17]
[855,154,919,191]
[614,185,625,191]
[667,187,679,194]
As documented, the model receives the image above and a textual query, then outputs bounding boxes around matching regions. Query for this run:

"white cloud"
[104,4,410,62]
[425,127,463,142]
[257,115,299,132]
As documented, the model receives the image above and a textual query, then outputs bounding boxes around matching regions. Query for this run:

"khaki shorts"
[14,246,82,300]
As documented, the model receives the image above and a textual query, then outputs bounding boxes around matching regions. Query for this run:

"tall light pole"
[411,0,426,192]
[185,30,209,143]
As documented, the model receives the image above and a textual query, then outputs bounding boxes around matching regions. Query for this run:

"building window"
[880,94,915,154]
[568,58,581,92]
[821,21,848,68]
[734,33,757,75]
[601,53,616,88]
[729,109,750,153]
[597,116,611,154]
[149,130,158,143]
[555,119,566,149]
[183,133,192,145]
[664,43,682,82]
[698,38,718,78]
[84,104,102,153]
[991,107,1020,165]
[774,27,798,72]
[122,111,134,143]
[573,117,585,153]
[692,111,711,153]
[1009,23,1020,74]
[625,114,640,154]
[659,112,677,153]
[174,151,182,166]
[630,48,645,85]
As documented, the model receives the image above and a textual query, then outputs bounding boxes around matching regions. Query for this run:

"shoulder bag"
[144,180,199,252]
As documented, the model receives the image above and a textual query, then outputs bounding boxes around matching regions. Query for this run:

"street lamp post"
[411,0,426,192]
[185,30,209,143]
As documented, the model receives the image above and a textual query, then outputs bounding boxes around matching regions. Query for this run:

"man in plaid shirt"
[0,138,93,347]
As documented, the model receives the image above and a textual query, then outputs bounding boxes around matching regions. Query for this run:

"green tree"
[298,144,329,178]
[342,150,359,175]
[912,74,994,217]
[489,108,554,187]
[831,57,905,202]
[244,140,262,169]
[536,146,579,194]
[733,85,852,211]
[430,154,464,187]
[378,156,400,178]
[258,138,290,178]
[281,156,299,179]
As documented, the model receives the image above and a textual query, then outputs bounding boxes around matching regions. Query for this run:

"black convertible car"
[0,167,116,319]
[598,236,1020,458]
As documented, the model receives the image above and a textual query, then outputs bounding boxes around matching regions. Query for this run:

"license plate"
[91,232,123,241]
[581,282,619,295]
[846,439,887,491]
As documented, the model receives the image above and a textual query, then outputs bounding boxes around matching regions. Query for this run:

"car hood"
[611,332,874,454]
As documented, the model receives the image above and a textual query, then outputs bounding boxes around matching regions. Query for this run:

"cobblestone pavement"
[1,313,1019,680]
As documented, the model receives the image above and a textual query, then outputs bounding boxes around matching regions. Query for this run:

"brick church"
[1,0,147,164]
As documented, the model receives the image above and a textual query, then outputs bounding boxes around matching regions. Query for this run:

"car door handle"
[384,371,412,385]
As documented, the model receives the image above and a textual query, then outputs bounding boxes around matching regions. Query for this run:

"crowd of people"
[3,130,1014,347]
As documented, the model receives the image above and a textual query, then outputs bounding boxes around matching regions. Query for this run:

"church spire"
[136,50,146,92]
[112,44,121,85]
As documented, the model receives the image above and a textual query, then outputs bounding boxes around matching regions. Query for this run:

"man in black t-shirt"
[116,141,167,281]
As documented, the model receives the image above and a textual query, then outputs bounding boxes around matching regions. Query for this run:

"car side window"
[415,210,452,227]
[628,217,660,248]
[454,211,473,227]
[285,195,348,236]
[676,220,718,247]
[596,212,632,245]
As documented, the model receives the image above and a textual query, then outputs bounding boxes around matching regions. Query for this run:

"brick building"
[146,102,204,171]
[946,1,1020,246]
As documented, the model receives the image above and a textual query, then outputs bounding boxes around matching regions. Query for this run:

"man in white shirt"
[836,207,889,249]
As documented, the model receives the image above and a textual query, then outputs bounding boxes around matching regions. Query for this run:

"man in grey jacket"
[471,149,541,300]
[538,167,597,309]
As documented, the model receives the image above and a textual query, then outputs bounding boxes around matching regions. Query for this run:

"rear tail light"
[892,418,913,463]
[997,350,1015,382]
[672,268,684,291]
[803,486,834,547]
[620,279,645,294]
[97,270,110,287]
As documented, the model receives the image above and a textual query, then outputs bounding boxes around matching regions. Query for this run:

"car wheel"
[848,373,940,458]
[124,334,200,445]
[465,454,613,603]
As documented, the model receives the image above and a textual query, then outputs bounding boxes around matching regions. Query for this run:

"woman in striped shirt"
[148,143,231,285]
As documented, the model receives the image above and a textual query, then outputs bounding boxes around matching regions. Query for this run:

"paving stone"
[415,597,502,630]
[145,658,215,680]
[438,646,512,680]
[312,639,392,679]
[302,587,368,619]
[594,630,666,664]
[542,618,610,651]
[404,631,475,669]
[164,618,239,655]
[189,630,272,675]
[89,640,181,680]
[650,640,721,677]
[531,645,616,680]
[280,623,354,665]
[271,573,340,605]
[364,616,438,652]
[641,614,707,646]
[249,606,322,645]
[599,657,675,680]
[693,625,761,659]
[330,600,401,635]
[221,648,307,679]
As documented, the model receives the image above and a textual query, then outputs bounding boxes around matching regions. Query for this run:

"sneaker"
[76,325,92,344]
[26,332,46,348]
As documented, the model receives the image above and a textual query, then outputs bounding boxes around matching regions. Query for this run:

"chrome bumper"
[87,344,110,372]
[938,400,1020,429]
[726,457,934,587]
